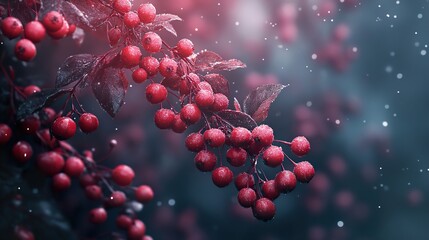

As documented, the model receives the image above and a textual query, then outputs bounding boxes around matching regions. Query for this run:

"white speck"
[384,104,390,109]
[385,66,393,73]
[421,50,427,56]
[306,101,312,107]
[417,14,423,19]
[168,199,176,206]
[311,54,317,60]
[235,21,240,26]
[335,119,341,125]
[382,121,388,127]
[337,221,344,227]
[396,73,403,79]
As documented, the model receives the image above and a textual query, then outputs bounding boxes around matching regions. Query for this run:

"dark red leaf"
[234,97,242,112]
[195,51,223,72]
[216,110,257,130]
[243,84,287,123]
[56,54,98,88]
[143,14,181,36]
[17,89,71,120]
[153,14,182,23]
[91,67,128,117]
[64,0,112,28]
[203,74,229,97]
[212,59,246,71]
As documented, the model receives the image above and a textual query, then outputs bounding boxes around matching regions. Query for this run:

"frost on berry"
[204,128,226,148]
[262,180,280,200]
[185,133,205,152]
[138,3,156,24]
[235,172,255,190]
[275,170,297,193]
[252,198,276,221]
[211,166,234,188]
[154,108,175,129]
[237,188,257,208]
[262,146,284,167]
[291,136,311,156]
[142,32,162,53]
[180,104,201,125]
[293,161,315,183]
[194,150,217,172]
[226,147,247,167]
[42,11,64,32]
[1,17,23,39]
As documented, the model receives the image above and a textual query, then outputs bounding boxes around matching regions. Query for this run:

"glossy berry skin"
[252,125,274,147]
[52,173,71,191]
[171,114,187,133]
[106,191,127,207]
[0,124,12,144]
[140,56,159,76]
[211,93,229,112]
[128,219,146,240]
[180,104,201,125]
[1,17,23,39]
[23,85,41,97]
[142,32,162,53]
[112,165,135,186]
[194,150,217,172]
[15,39,36,61]
[42,11,63,32]
[274,170,297,193]
[185,133,205,152]
[252,198,276,221]
[204,128,225,147]
[113,0,132,14]
[226,147,247,167]
[124,11,140,28]
[212,166,233,188]
[154,108,175,129]
[121,45,142,68]
[293,161,315,183]
[85,185,103,200]
[234,172,255,190]
[89,207,107,224]
[176,38,194,57]
[237,188,257,208]
[146,83,168,104]
[48,19,69,39]
[262,146,284,167]
[37,152,65,176]
[291,136,311,156]
[78,113,99,133]
[20,116,41,135]
[24,21,46,43]
[195,90,214,108]
[132,68,148,83]
[116,215,133,229]
[12,141,33,163]
[230,127,252,147]
[64,156,85,177]
[138,3,156,24]
[135,185,154,203]
[67,24,76,36]
[261,180,280,200]
[52,116,76,140]
[108,27,121,46]
[159,58,178,78]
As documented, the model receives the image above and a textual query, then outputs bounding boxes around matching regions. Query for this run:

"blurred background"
[2,0,429,239]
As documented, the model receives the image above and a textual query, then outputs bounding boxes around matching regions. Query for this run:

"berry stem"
[274,139,292,145]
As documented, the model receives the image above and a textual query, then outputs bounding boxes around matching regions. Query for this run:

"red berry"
[37,151,65,176]
[12,141,33,163]
[234,172,255,190]
[261,180,280,200]
[51,116,76,140]
[23,85,41,97]
[0,124,12,144]
[128,219,146,240]
[24,21,46,43]
[121,45,142,68]
[116,215,133,229]
[85,185,103,200]
[188,73,201,84]
[14,226,34,240]
[80,174,98,187]
[112,164,135,186]
[124,11,140,28]
[179,80,191,96]
[154,108,175,129]
[132,68,148,83]
[67,24,76,36]
[237,188,257,208]
[52,173,71,191]
[171,114,187,133]
[226,147,247,167]
[291,136,311,156]
[274,170,296,193]
[198,81,213,92]
[42,11,63,32]
[64,156,85,177]
[230,127,252,147]
[252,125,274,147]
[108,27,121,46]
[252,198,276,221]
[293,161,315,183]
[138,3,156,24]
[15,39,36,61]
[211,93,229,112]
[159,58,178,78]
[185,133,205,152]
[195,90,214,108]
[20,116,40,135]
[203,128,225,148]
[194,150,217,172]
[113,0,132,14]
[106,191,127,207]
[1,17,23,39]
[140,56,159,76]
[48,19,69,39]
[135,185,154,203]
[262,146,284,167]
[212,166,233,188]
[79,113,99,133]
[89,207,107,224]
[142,31,162,53]
[41,108,56,125]
[146,83,168,104]
[180,104,201,125]
[176,38,194,57]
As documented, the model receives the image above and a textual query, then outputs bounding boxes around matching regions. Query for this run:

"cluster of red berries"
[0,10,75,61]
